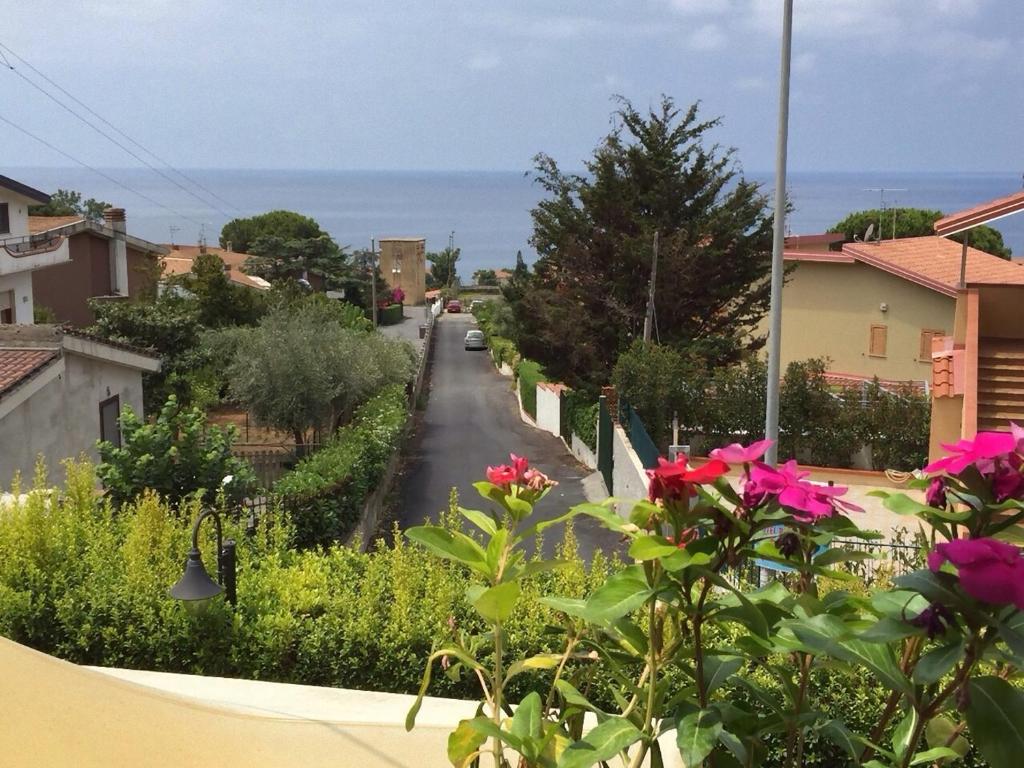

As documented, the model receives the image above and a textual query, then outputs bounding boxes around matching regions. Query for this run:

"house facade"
[160,243,272,291]
[378,238,426,305]
[0,176,71,325]
[0,325,160,486]
[761,235,1024,387]
[28,209,168,327]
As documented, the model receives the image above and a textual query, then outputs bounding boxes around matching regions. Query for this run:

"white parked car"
[464,329,486,351]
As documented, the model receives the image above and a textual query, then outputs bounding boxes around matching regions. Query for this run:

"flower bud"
[925,477,947,509]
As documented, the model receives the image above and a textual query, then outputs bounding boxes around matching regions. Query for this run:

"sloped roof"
[934,189,1024,237]
[160,245,271,291]
[787,236,1024,297]
[27,216,168,255]
[0,348,59,399]
[0,175,49,204]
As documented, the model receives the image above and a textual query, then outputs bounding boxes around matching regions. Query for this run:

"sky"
[2,0,1023,174]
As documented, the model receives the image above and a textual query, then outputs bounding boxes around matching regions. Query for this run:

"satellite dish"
[864,223,875,242]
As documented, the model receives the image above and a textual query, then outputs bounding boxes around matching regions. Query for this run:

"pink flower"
[749,460,862,521]
[486,465,518,486]
[510,453,529,482]
[647,456,729,503]
[523,468,556,491]
[925,477,947,509]
[710,439,773,465]
[928,538,1024,610]
[924,432,1015,476]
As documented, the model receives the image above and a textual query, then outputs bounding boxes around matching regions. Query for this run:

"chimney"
[103,208,129,296]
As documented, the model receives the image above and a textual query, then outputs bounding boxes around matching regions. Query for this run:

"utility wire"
[0,40,242,216]
[0,111,206,228]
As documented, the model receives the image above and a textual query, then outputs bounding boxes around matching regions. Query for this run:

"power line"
[0,40,242,216]
[0,111,207,228]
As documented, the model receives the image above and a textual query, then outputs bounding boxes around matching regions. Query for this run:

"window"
[919,329,945,362]
[0,291,12,324]
[99,395,121,448]
[869,324,888,358]
[0,203,9,234]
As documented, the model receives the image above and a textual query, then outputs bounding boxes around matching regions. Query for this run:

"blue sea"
[9,167,1024,275]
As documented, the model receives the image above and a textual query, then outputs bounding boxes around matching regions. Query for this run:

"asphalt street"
[395,312,621,558]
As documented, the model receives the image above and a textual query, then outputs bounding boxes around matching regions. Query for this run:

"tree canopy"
[427,247,460,288]
[830,207,1011,259]
[219,210,327,253]
[29,188,111,220]
[177,251,267,328]
[473,269,498,286]
[242,234,349,287]
[515,96,774,392]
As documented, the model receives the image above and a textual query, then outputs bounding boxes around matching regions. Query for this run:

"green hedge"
[489,336,518,368]
[275,385,407,548]
[378,303,404,326]
[516,359,547,419]
[564,392,598,451]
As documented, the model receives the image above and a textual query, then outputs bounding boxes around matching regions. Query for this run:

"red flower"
[928,538,1024,610]
[647,455,729,502]
[510,453,529,482]
[486,465,518,487]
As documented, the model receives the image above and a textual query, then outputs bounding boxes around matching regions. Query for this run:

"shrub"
[96,395,255,508]
[378,303,404,325]
[274,385,407,548]
[515,359,546,419]
[489,336,518,368]
[563,391,598,450]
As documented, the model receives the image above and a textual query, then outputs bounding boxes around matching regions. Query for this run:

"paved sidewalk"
[377,307,434,354]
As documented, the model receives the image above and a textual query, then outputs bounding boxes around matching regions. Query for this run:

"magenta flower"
[925,477,947,509]
[992,463,1024,503]
[710,439,773,465]
[924,432,1015,475]
[749,460,862,521]
[928,538,1024,610]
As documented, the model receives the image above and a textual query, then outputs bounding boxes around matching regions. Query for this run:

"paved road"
[395,312,620,558]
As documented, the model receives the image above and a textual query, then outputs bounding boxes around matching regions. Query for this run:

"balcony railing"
[1,233,67,257]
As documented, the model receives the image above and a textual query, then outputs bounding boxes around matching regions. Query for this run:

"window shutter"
[919,330,944,361]
[869,324,888,357]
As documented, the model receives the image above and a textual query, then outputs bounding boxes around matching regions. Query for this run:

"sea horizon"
[8,166,1023,274]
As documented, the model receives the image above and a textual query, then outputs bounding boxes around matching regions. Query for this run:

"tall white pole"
[764,0,794,467]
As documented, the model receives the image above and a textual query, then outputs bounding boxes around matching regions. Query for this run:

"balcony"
[0,232,71,275]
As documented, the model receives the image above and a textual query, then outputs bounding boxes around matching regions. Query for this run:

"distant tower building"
[378,237,426,305]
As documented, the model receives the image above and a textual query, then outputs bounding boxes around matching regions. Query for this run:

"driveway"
[394,312,621,558]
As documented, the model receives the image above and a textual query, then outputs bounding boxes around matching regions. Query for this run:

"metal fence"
[619,400,660,469]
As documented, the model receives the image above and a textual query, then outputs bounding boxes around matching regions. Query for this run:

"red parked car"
[446,300,462,313]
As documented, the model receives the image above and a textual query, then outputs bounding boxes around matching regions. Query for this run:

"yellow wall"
[378,239,426,305]
[757,261,956,381]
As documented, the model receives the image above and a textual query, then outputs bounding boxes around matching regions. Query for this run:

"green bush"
[378,303,404,326]
[515,359,547,419]
[563,391,598,450]
[274,385,407,548]
[97,395,255,508]
[489,336,518,368]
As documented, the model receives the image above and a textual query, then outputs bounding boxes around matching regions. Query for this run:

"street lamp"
[169,508,237,606]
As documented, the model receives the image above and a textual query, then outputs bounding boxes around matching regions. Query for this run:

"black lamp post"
[169,508,237,606]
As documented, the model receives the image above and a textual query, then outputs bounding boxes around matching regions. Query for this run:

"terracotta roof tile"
[0,349,59,398]
[27,215,85,234]
[794,236,1024,297]
[160,246,270,290]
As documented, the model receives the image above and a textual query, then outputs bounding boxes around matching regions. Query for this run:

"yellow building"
[761,235,1024,387]
[378,237,426,305]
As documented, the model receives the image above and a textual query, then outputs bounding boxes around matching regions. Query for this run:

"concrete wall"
[612,424,649,508]
[535,383,562,437]
[0,271,34,323]
[570,434,598,470]
[0,189,30,237]
[0,352,144,487]
[755,260,955,382]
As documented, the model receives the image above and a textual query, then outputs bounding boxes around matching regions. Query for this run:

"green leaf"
[860,617,920,644]
[573,501,634,533]
[911,639,964,685]
[925,715,969,759]
[540,596,589,619]
[557,717,642,768]
[555,680,604,715]
[582,565,653,624]
[883,492,971,521]
[486,528,509,573]
[469,580,521,622]
[703,655,743,696]
[506,653,563,680]
[967,676,1024,768]
[459,506,497,536]
[628,534,680,561]
[716,729,748,765]
[821,719,867,764]
[676,708,723,768]
[448,718,488,768]
[892,708,919,761]
[836,639,913,696]
[508,559,572,581]
[510,691,543,746]
[406,647,483,731]
[909,747,960,765]
[406,526,490,576]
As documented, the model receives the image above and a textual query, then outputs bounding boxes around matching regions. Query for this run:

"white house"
[0,324,160,487]
[0,175,71,325]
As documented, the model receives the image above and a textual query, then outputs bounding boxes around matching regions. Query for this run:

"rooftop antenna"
[168,224,180,246]
[863,187,908,242]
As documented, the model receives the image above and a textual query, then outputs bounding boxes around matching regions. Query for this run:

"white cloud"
[466,52,501,71]
[687,23,727,50]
